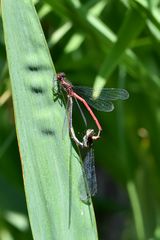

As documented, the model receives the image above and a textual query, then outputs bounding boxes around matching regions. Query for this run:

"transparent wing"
[74,86,129,100]
[83,148,97,197]
[73,86,129,112]
[74,97,87,127]
[85,97,114,112]
[79,147,97,204]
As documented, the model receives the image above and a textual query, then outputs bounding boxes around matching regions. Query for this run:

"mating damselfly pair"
[56,72,129,202]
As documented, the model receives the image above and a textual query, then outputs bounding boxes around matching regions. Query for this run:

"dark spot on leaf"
[30,86,44,94]
[41,129,55,136]
[28,65,40,71]
[27,65,50,71]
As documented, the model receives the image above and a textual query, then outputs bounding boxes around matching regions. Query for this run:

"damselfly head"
[57,72,66,81]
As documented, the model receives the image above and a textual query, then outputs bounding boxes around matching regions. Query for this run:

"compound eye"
[57,72,65,80]
[61,72,65,78]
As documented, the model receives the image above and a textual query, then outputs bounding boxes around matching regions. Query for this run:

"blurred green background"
[0,0,160,239]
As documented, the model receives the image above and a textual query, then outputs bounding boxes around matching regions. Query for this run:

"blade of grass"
[93,7,145,97]
[1,0,98,239]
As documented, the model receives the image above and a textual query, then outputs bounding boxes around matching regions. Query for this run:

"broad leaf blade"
[1,0,98,239]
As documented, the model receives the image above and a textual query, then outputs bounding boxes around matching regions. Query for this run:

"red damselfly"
[56,72,129,202]
[57,72,129,139]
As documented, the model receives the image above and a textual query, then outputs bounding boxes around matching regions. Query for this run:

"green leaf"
[93,7,145,97]
[1,0,97,239]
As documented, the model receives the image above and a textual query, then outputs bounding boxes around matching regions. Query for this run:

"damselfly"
[57,72,129,139]
[56,72,129,202]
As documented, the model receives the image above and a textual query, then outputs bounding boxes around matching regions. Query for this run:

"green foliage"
[1,0,97,240]
[0,0,160,239]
